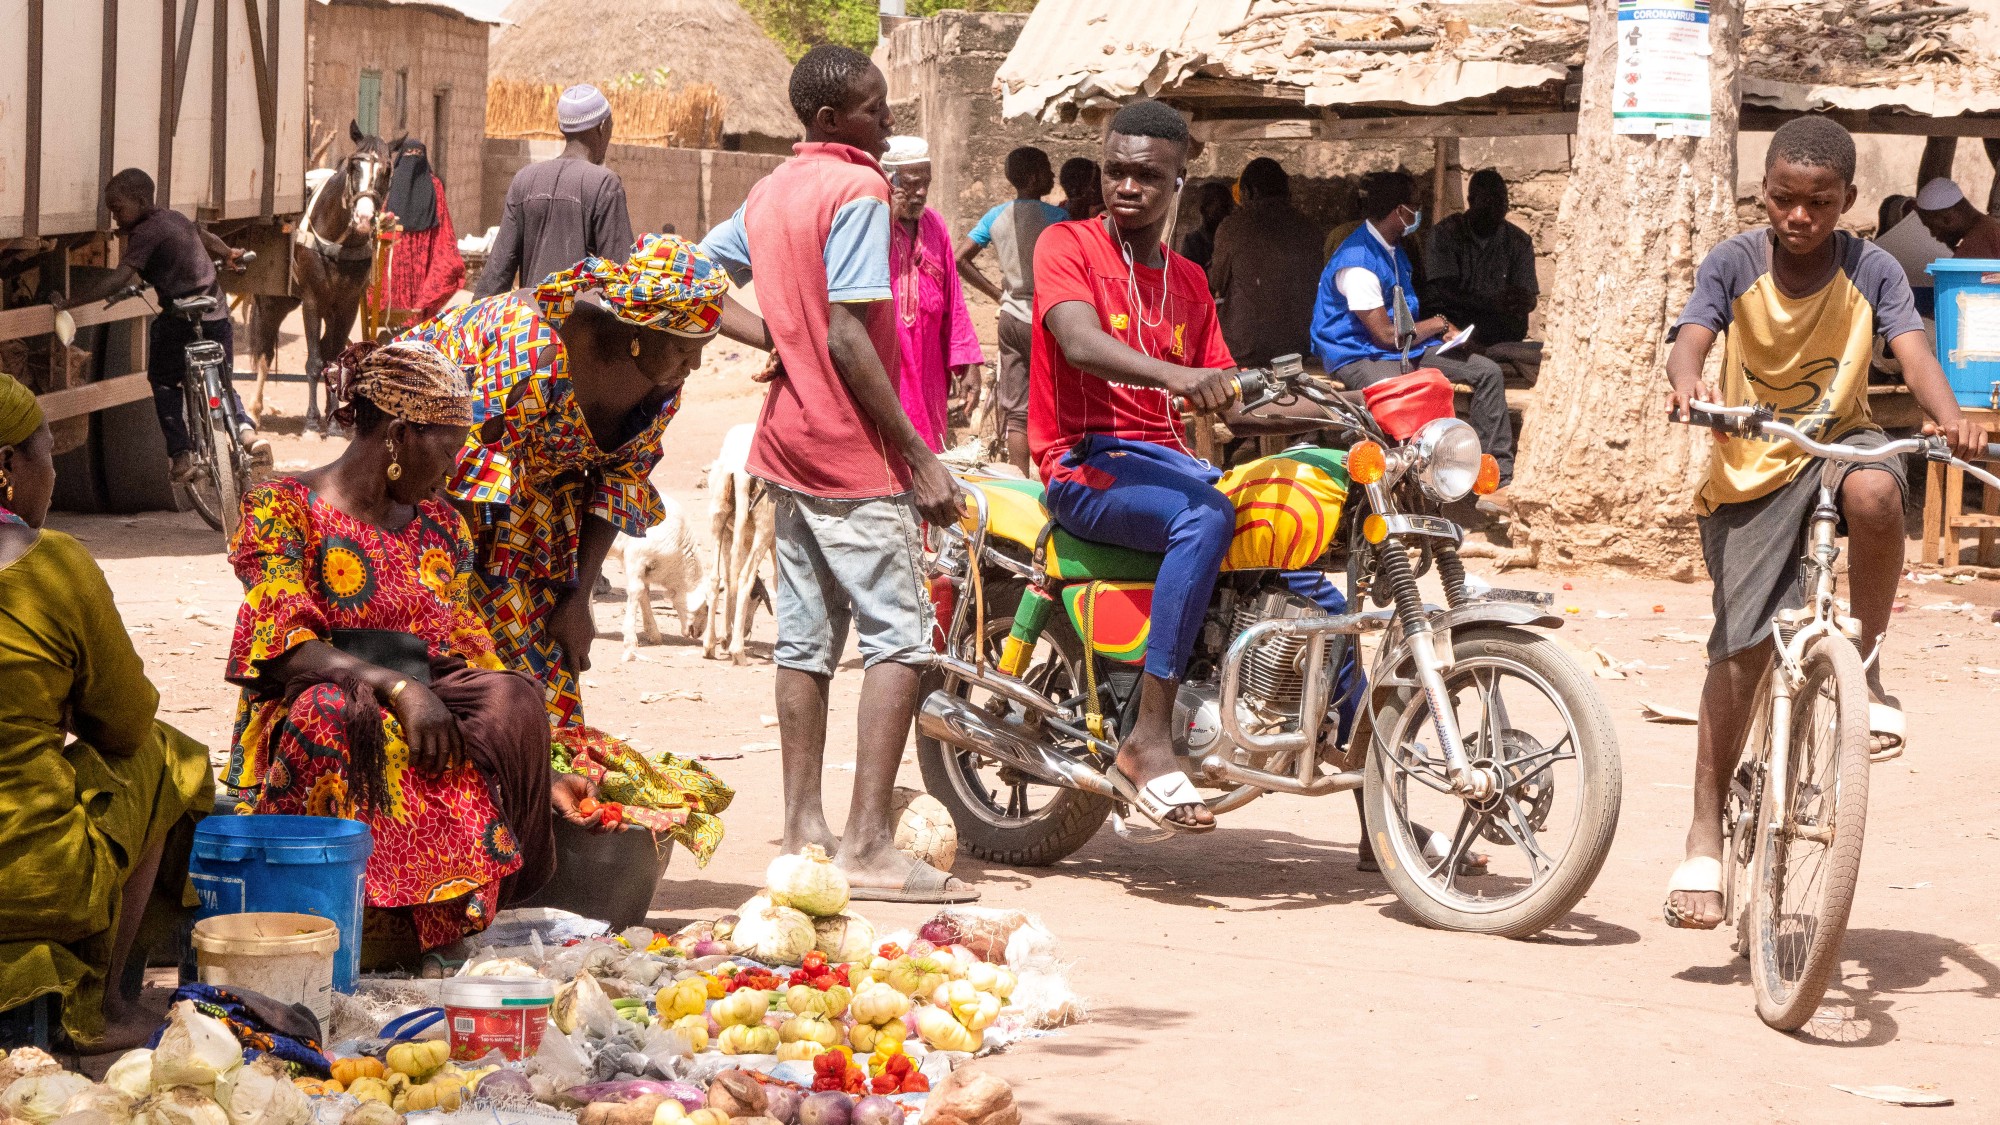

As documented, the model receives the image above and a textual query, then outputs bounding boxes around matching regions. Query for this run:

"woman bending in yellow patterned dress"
[400,234,734,862]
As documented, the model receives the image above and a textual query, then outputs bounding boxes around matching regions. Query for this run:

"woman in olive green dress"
[0,373,212,1049]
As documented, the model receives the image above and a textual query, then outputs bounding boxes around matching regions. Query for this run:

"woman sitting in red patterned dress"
[223,340,597,951]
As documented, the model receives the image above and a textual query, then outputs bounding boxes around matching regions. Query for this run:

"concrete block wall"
[311,4,489,231]
[482,140,785,244]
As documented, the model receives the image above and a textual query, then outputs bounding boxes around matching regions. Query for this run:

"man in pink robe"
[883,137,985,450]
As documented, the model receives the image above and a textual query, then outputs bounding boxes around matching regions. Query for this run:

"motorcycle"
[915,330,1621,937]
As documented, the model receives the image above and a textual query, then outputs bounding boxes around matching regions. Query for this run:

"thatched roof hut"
[489,0,800,152]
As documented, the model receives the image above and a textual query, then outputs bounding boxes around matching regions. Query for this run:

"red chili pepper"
[802,950,828,973]
[877,942,904,961]
[809,973,835,991]
[576,797,600,817]
[871,1075,897,1096]
[899,1072,929,1094]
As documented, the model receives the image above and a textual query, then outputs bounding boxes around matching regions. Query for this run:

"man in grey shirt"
[957,146,1065,474]
[474,84,636,298]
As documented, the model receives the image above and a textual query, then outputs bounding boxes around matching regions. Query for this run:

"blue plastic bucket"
[1926,258,2000,407]
[189,816,373,992]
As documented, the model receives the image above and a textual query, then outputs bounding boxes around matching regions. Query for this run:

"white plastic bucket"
[439,976,556,1061]
[190,912,341,1025]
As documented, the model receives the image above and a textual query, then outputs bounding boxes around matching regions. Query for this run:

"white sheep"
[610,494,711,660]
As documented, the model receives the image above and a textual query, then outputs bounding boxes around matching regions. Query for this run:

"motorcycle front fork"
[1371,532,1490,800]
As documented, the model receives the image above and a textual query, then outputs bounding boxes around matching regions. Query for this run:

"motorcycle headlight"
[1411,418,1482,501]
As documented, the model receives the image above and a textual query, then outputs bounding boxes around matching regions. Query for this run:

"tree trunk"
[1918,136,1958,194]
[1509,0,1742,578]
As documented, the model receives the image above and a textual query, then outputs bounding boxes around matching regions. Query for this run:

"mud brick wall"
[311,3,490,231]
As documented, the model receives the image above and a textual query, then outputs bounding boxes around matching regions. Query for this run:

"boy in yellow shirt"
[1662,117,1986,929]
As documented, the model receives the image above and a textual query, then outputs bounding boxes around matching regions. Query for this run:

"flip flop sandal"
[847,863,982,904]
[1663,856,1725,929]
[1868,701,1906,762]
[1110,769,1216,835]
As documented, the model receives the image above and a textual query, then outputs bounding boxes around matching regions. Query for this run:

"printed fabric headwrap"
[323,339,475,428]
[0,371,43,448]
[534,233,729,337]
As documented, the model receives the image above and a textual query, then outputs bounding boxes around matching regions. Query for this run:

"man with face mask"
[1311,170,1515,495]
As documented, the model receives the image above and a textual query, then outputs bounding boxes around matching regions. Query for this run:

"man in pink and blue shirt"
[703,45,976,904]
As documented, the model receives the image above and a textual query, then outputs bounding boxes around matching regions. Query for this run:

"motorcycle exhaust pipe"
[918,691,1119,801]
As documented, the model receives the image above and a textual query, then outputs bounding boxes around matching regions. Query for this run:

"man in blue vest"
[1310,171,1514,500]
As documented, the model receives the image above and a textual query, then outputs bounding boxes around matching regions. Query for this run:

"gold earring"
[385,437,402,482]
[630,337,642,359]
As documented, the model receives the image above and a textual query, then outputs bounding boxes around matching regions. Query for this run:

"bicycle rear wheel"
[1748,634,1871,1031]
[175,378,228,533]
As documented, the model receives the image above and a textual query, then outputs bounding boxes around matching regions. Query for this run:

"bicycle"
[1673,400,2000,1029]
[110,253,259,537]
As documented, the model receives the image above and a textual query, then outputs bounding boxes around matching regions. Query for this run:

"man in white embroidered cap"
[1914,177,2000,260]
[475,83,637,297]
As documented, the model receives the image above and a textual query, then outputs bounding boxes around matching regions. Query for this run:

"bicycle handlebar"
[1673,399,2000,491]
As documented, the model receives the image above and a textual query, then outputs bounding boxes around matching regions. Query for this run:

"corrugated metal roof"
[312,0,509,24]
[997,0,2000,121]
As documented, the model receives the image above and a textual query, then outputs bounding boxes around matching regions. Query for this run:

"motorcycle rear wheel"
[1363,625,1621,937]
[915,579,1113,867]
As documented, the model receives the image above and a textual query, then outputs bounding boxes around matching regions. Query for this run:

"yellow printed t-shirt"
[1672,228,1925,513]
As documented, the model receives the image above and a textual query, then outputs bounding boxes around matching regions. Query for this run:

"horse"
[246,121,399,433]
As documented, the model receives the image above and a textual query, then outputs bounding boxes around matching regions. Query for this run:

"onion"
[566,1083,680,1105]
[472,1070,534,1103]
[689,942,728,958]
[761,1087,803,1125]
[915,919,960,949]
[795,1092,850,1125]
[849,1096,903,1125]
[656,1084,705,1115]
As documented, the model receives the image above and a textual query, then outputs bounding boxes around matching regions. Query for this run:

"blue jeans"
[1048,436,1364,739]
[1046,436,1235,680]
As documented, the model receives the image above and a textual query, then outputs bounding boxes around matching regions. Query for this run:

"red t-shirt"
[1027,218,1235,484]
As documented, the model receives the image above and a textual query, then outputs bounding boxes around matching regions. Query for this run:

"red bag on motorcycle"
[1361,368,1455,442]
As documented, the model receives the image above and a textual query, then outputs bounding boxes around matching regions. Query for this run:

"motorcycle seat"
[961,475,1162,582]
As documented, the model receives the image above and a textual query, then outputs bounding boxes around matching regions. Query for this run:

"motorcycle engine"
[1230,588,1335,714]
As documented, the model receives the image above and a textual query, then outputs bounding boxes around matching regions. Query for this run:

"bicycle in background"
[108,252,260,538]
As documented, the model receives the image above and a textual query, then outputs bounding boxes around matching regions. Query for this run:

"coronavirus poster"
[1612,0,1713,137]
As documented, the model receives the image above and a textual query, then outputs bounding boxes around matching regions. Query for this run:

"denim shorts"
[771,486,934,676]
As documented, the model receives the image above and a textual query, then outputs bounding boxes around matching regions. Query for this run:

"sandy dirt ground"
[65,313,2000,1123]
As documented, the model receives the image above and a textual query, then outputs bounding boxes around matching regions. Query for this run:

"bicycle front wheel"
[1749,634,1871,1031]
[175,378,227,533]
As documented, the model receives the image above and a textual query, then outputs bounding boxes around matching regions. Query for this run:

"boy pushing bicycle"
[1662,117,1987,930]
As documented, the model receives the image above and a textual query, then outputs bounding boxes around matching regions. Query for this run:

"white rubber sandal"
[1868,701,1906,762]
[1127,771,1216,835]
[1663,856,1724,929]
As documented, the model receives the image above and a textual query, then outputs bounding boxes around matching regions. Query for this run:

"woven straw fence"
[485,80,728,149]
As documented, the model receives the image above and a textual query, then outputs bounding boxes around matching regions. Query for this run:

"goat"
[609,495,711,659]
[703,422,775,666]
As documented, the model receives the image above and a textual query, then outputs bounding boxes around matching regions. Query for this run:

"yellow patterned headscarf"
[0,372,43,447]
[535,233,729,337]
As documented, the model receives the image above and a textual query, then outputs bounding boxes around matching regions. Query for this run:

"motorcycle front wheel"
[915,579,1113,867]
[1362,624,1621,937]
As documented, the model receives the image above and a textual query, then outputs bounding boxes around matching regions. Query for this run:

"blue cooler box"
[1926,258,2000,408]
[188,816,373,992]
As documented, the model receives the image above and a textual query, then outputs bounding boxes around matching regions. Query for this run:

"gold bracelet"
[387,679,409,705]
